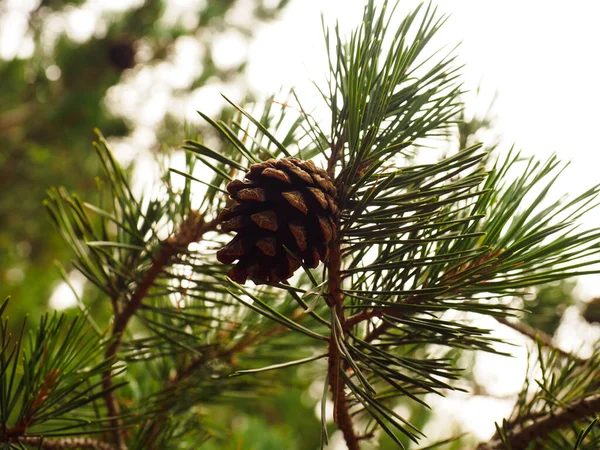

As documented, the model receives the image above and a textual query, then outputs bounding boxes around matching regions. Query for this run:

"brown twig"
[0,102,38,132]
[327,239,360,450]
[7,368,60,437]
[327,143,359,450]
[477,393,600,450]
[13,436,116,450]
[495,317,585,363]
[171,308,304,385]
[101,212,219,450]
[327,138,345,178]
[362,294,426,343]
[344,309,381,330]
[359,250,506,343]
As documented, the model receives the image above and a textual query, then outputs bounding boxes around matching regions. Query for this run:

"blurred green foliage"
[523,281,576,336]
[0,0,287,327]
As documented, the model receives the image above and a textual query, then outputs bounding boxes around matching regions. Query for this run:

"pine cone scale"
[289,223,308,251]
[256,237,277,256]
[262,167,291,183]
[221,214,251,232]
[237,187,267,202]
[318,216,334,243]
[216,238,246,264]
[250,211,278,231]
[282,191,309,214]
[307,187,328,209]
[288,166,314,184]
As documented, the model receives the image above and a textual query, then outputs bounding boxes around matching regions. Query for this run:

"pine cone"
[107,40,135,71]
[583,297,600,324]
[216,157,338,285]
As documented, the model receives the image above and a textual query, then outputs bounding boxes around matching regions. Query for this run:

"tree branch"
[0,102,38,133]
[101,212,219,450]
[477,393,600,450]
[327,239,360,450]
[344,309,380,330]
[13,436,116,450]
[362,295,425,343]
[495,316,585,363]
[359,250,506,343]
[144,310,305,446]
[327,138,344,178]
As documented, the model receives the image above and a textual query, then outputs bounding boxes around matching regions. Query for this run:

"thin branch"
[360,251,505,343]
[344,309,380,330]
[14,436,116,450]
[101,212,219,450]
[495,317,585,363]
[6,369,61,437]
[327,238,360,450]
[0,102,38,132]
[362,294,426,343]
[477,393,600,450]
[171,308,304,385]
[363,318,390,343]
[327,138,344,178]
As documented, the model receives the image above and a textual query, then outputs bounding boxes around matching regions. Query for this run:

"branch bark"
[327,138,344,179]
[101,212,219,450]
[13,436,116,450]
[361,294,426,343]
[327,240,360,450]
[477,393,600,449]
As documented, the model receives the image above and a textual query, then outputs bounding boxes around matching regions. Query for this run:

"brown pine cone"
[216,157,338,285]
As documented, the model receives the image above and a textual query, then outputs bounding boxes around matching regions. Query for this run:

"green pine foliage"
[479,343,600,450]
[2,1,600,449]
[0,298,123,441]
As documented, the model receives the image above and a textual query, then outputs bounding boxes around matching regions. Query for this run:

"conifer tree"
[2,1,600,449]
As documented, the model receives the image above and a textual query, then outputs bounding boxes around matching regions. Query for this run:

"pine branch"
[174,1,600,447]
[169,310,304,385]
[327,238,360,450]
[495,316,585,363]
[328,138,345,178]
[14,436,116,450]
[142,310,306,446]
[360,290,448,343]
[477,394,600,450]
[167,336,260,387]
[101,212,219,449]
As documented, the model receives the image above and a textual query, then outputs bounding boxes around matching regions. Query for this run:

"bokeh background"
[1,0,600,448]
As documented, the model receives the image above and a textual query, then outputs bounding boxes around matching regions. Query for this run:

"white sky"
[247,0,600,167]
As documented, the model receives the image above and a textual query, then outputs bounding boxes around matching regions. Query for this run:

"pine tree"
[2,1,600,449]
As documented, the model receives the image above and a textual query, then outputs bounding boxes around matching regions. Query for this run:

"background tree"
[0,0,288,328]
[2,1,600,449]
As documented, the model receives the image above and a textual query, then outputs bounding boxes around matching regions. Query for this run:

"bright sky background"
[3,0,600,447]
